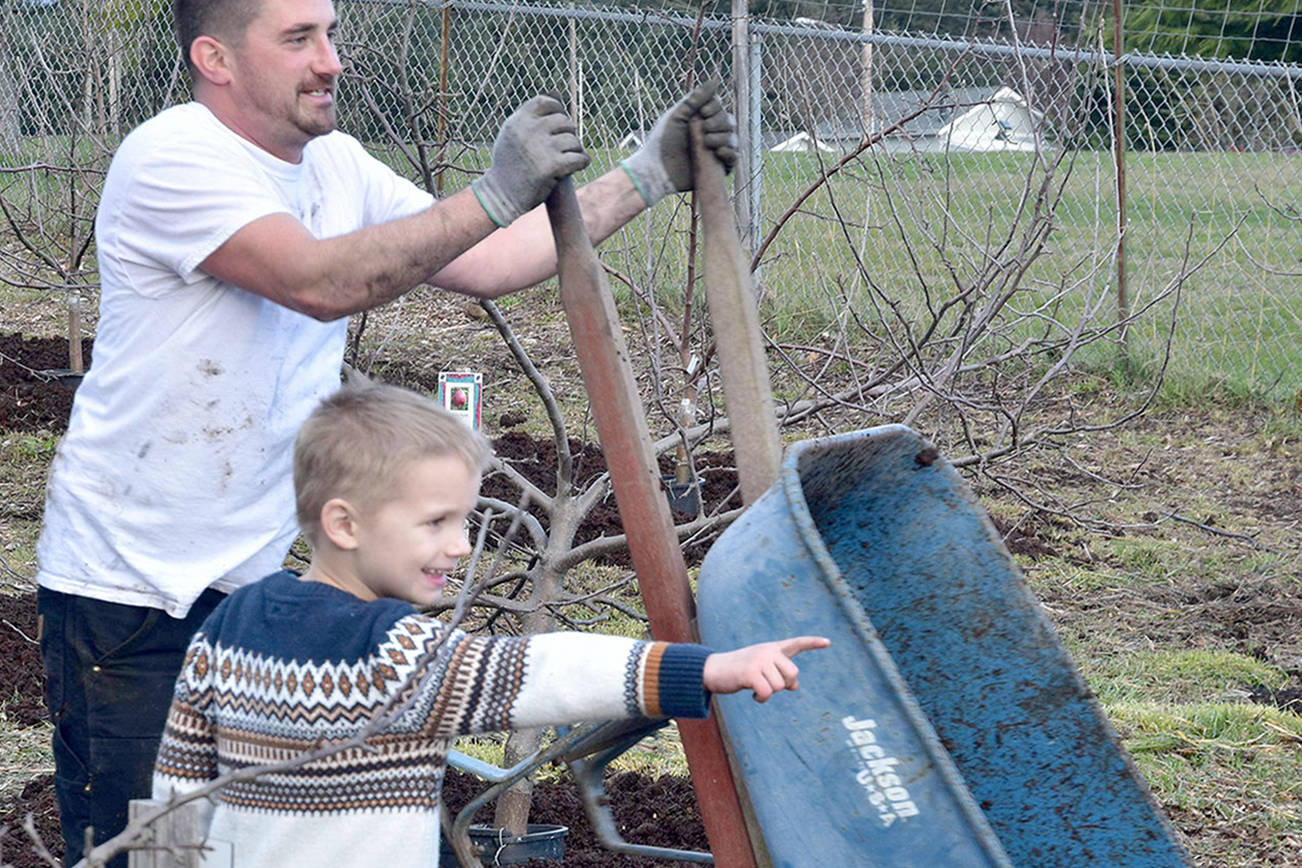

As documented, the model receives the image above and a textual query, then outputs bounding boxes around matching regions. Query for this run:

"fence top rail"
[349,0,1302,81]
[747,24,1302,80]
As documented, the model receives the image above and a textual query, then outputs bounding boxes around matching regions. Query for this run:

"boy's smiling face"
[348,452,480,607]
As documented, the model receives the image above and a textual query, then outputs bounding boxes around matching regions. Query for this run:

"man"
[35,0,737,862]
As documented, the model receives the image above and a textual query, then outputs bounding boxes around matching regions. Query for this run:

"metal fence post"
[748,27,762,264]
[731,0,752,250]
[1112,0,1129,357]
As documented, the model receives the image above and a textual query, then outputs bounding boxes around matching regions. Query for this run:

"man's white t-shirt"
[36,102,435,617]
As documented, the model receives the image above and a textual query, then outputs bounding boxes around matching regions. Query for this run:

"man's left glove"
[620,80,738,208]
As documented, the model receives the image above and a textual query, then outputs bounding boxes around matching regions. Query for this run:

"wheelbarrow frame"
[442,721,713,866]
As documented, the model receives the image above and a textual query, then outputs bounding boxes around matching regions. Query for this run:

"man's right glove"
[472,95,591,228]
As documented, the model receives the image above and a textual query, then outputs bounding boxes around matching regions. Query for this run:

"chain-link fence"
[2,0,1298,401]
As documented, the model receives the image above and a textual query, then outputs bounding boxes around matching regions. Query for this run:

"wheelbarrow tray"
[697,425,1189,867]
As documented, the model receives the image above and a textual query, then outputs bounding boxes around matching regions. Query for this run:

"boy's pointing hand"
[703,636,831,702]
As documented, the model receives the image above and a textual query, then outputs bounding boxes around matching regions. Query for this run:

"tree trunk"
[490,552,568,835]
[491,726,542,836]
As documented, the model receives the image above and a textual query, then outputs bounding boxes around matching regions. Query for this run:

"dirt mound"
[0,775,60,868]
[988,514,1059,560]
[484,430,739,566]
[0,593,45,728]
[0,332,90,433]
[443,768,706,867]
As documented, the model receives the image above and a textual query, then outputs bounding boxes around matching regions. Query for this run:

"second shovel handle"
[690,121,782,504]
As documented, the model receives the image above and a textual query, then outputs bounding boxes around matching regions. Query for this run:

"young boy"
[152,380,828,867]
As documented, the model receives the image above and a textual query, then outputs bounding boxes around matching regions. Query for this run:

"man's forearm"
[203,168,652,320]
[428,166,648,298]
[201,186,498,321]
[307,187,501,316]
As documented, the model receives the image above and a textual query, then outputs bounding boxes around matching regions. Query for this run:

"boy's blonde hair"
[293,379,491,542]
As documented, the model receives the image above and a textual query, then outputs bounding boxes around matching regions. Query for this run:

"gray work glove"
[620,80,739,208]
[472,95,591,227]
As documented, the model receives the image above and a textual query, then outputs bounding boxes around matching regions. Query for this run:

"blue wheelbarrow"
[697,424,1191,867]
[544,159,1189,865]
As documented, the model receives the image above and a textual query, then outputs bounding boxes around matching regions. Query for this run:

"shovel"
[689,120,781,506]
[545,177,761,868]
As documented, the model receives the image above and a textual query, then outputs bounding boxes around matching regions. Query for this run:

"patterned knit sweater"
[152,570,711,867]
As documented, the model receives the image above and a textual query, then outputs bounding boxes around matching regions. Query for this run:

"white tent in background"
[932,87,1044,153]
[759,87,1049,156]
[770,130,837,153]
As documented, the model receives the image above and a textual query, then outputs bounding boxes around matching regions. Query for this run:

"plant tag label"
[438,371,483,431]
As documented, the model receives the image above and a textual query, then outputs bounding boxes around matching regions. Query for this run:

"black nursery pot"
[441,823,568,866]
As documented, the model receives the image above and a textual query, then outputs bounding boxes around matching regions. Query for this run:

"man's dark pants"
[38,587,225,867]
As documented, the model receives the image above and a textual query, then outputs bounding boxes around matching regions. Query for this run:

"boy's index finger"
[778,636,831,657]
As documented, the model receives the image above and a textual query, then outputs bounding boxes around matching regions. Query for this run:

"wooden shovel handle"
[546,178,760,868]
[690,122,782,504]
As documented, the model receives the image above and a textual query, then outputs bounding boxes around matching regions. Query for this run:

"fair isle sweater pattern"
[153,571,711,819]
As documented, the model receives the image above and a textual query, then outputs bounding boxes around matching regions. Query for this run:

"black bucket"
[441,823,568,866]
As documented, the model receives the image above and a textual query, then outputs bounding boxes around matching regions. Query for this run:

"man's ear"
[190,35,234,86]
[319,498,361,550]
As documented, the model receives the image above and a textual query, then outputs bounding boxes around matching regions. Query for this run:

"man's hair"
[172,0,262,66]
[293,378,491,542]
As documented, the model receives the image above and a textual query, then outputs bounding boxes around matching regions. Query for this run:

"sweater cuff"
[652,643,712,719]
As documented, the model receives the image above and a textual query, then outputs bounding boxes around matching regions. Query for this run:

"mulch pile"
[443,769,708,867]
[485,430,741,566]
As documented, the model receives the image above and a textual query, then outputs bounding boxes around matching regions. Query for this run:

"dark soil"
[483,430,740,566]
[0,332,91,432]
[1245,683,1302,714]
[443,769,707,867]
[0,775,59,868]
[0,593,45,727]
[988,514,1060,560]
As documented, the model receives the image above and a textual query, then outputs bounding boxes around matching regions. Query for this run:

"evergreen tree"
[1124,0,1300,63]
